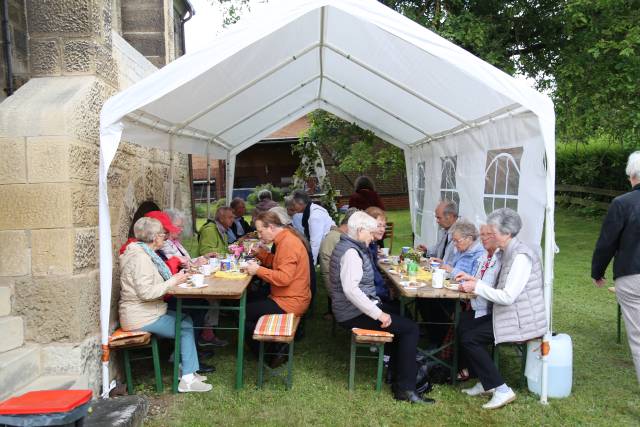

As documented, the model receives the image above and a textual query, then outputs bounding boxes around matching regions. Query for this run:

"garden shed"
[99,0,556,401]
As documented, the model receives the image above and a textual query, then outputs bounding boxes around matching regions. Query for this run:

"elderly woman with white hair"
[119,217,212,393]
[455,208,547,409]
[329,211,433,404]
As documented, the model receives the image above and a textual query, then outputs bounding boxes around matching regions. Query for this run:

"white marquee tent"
[99,0,556,401]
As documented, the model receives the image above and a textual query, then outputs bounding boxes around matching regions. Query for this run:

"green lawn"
[141,208,637,426]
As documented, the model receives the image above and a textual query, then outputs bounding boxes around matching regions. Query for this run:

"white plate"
[178,282,208,289]
[399,280,426,288]
[387,268,400,275]
[444,283,460,291]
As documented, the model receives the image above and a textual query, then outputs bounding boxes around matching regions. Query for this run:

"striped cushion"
[254,313,295,337]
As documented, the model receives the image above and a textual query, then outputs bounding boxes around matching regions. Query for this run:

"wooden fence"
[555,184,625,210]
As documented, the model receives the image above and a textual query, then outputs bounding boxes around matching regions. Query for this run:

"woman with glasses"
[437,220,484,277]
[119,217,212,393]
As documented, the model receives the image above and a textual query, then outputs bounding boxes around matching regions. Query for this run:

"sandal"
[456,368,470,381]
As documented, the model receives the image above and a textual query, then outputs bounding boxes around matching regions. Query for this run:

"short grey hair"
[450,219,479,241]
[284,196,295,208]
[258,189,273,201]
[439,199,459,217]
[486,208,522,237]
[347,211,379,239]
[626,151,640,180]
[133,217,164,243]
[340,208,359,226]
[164,208,186,224]
[269,206,292,225]
[291,189,310,206]
[215,206,233,221]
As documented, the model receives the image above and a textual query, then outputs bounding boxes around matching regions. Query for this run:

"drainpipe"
[1,0,13,96]
[179,0,195,56]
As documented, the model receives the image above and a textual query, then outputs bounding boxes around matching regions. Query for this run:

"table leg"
[235,290,247,390]
[172,298,182,393]
[451,300,461,385]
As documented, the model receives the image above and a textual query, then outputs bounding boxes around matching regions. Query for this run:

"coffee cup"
[380,248,390,257]
[401,246,411,254]
[191,274,205,287]
[200,265,212,275]
[432,269,445,289]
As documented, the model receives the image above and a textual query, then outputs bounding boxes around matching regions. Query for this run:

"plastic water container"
[525,333,573,398]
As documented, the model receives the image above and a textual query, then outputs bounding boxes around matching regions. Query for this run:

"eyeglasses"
[156,232,167,238]
[452,236,469,244]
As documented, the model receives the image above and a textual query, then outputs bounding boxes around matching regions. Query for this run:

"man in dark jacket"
[228,197,253,243]
[592,150,640,383]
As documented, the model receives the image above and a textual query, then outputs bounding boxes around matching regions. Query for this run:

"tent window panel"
[440,190,460,205]
[440,156,459,205]
[415,212,422,236]
[415,162,426,212]
[484,148,523,214]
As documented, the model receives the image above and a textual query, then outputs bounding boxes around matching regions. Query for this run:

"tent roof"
[100,0,554,164]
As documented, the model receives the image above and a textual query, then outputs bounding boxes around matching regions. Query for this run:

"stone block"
[0,316,23,352]
[0,231,30,276]
[74,228,97,272]
[63,39,95,74]
[122,8,164,33]
[31,228,74,276]
[121,33,165,58]
[0,287,11,316]
[14,272,100,343]
[85,395,148,427]
[72,184,98,227]
[0,137,26,183]
[0,345,40,401]
[26,136,70,183]
[0,184,72,230]
[41,335,99,377]
[69,144,99,181]
[27,0,93,34]
[30,39,61,75]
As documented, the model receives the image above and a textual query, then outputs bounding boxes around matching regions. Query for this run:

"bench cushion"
[352,328,394,343]
[253,314,299,343]
[109,328,151,348]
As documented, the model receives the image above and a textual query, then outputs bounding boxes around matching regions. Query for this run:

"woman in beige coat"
[119,217,211,393]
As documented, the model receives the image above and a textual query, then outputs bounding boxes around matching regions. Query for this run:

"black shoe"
[198,336,229,348]
[394,390,435,404]
[198,363,216,373]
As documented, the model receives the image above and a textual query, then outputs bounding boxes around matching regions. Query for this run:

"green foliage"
[246,184,284,205]
[556,138,637,190]
[304,110,406,180]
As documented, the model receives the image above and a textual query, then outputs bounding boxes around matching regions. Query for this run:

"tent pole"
[207,141,211,219]
[225,152,236,204]
[404,147,416,243]
[169,135,175,209]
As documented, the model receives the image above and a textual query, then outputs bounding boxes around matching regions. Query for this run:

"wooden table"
[378,261,475,384]
[167,274,252,392]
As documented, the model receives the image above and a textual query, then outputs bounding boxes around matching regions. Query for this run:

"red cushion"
[0,390,92,415]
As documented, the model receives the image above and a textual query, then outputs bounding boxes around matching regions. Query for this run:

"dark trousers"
[458,312,505,390]
[339,303,419,392]
[245,296,286,355]
[417,299,455,345]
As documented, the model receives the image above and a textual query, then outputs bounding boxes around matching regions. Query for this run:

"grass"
[139,208,639,426]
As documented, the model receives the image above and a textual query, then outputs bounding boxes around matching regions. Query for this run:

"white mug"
[191,274,205,287]
[380,248,390,257]
[432,269,445,289]
[200,265,212,275]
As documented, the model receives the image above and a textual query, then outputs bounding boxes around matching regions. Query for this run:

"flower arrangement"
[403,248,422,264]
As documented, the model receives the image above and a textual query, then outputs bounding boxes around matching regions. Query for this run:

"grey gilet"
[329,234,378,322]
[492,237,547,344]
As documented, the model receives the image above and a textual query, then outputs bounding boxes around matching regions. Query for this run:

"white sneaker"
[178,378,212,393]
[194,373,207,382]
[482,388,516,409]
[462,382,494,396]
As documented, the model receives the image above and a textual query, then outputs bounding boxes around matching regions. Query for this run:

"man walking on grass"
[592,151,640,383]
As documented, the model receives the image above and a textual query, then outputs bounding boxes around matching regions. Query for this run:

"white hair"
[133,217,163,243]
[486,208,522,237]
[626,151,640,180]
[347,211,379,239]
[269,206,292,225]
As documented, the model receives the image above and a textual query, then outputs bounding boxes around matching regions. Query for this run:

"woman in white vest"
[455,208,547,409]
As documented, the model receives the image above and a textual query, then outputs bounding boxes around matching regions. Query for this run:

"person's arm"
[451,250,481,277]
[255,247,274,268]
[198,225,223,256]
[131,258,177,301]
[256,246,299,287]
[340,249,382,320]
[591,200,624,280]
[475,254,532,305]
[308,211,329,264]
